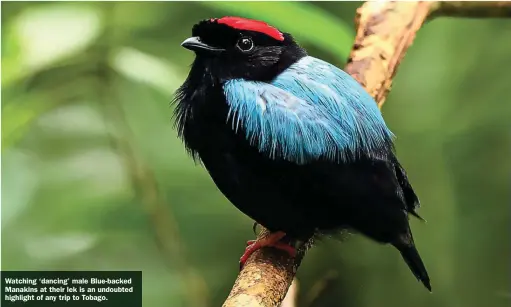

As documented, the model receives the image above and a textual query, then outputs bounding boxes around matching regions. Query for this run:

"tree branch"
[430,1,511,19]
[223,230,306,307]
[222,1,511,306]
[345,1,433,107]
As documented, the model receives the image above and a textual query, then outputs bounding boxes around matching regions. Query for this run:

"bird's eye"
[236,37,254,53]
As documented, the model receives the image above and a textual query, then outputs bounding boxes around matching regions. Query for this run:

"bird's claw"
[239,232,296,270]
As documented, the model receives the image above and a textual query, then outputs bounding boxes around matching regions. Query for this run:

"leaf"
[2,80,89,150]
[202,1,353,60]
[111,47,182,95]
[2,3,102,87]
[1,94,59,149]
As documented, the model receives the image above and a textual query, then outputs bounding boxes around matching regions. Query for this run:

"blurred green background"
[2,2,510,307]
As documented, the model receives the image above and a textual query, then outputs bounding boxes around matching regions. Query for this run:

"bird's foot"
[239,231,296,270]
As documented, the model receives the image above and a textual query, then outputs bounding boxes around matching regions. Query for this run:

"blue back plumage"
[223,56,394,164]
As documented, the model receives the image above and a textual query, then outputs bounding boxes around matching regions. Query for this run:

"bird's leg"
[239,231,296,270]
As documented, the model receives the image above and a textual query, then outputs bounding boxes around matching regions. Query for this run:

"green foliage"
[2,2,510,307]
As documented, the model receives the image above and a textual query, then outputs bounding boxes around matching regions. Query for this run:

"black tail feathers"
[393,240,431,292]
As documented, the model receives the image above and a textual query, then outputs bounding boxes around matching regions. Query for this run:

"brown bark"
[223,230,305,307]
[430,1,511,19]
[344,1,434,107]
[222,2,511,306]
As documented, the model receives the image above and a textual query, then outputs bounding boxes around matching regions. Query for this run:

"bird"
[172,16,431,291]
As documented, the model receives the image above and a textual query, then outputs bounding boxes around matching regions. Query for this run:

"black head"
[181,17,307,83]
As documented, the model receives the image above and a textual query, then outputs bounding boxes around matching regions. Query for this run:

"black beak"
[181,37,225,53]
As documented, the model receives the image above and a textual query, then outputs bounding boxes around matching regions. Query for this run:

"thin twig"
[429,1,511,19]
[304,270,339,307]
[280,279,299,307]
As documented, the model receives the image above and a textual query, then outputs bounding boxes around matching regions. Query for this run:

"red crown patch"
[213,17,284,41]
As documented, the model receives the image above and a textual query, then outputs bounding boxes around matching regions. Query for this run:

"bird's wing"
[392,159,424,219]
[223,56,394,164]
